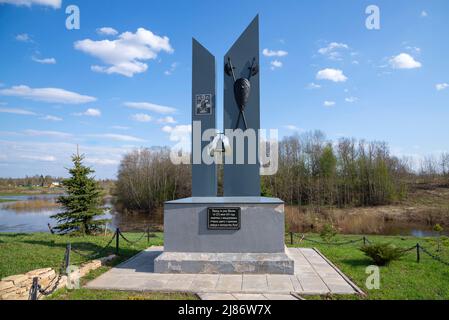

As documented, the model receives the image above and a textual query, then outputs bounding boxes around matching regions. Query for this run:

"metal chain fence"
[28,226,156,300]
[287,232,449,267]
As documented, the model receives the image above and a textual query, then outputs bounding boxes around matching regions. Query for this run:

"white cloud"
[96,27,118,36]
[262,48,288,57]
[270,60,283,70]
[73,108,101,117]
[164,62,178,75]
[306,82,321,90]
[40,115,62,121]
[389,53,422,69]
[85,157,119,165]
[111,126,131,130]
[24,129,72,138]
[0,140,134,177]
[124,101,176,114]
[318,42,349,60]
[0,85,96,104]
[0,0,61,8]
[131,113,152,122]
[157,116,176,124]
[284,125,302,132]
[162,124,191,143]
[345,96,358,103]
[111,125,130,130]
[74,27,174,77]
[323,100,336,107]
[32,56,56,64]
[436,83,449,91]
[0,107,36,115]
[316,68,348,82]
[21,155,56,162]
[421,11,428,17]
[15,33,31,42]
[405,46,421,54]
[89,133,145,142]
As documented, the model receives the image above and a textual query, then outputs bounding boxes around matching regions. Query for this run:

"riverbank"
[1,232,448,299]
[0,232,161,278]
[0,199,17,203]
[285,183,449,236]
[1,182,448,236]
[0,187,64,197]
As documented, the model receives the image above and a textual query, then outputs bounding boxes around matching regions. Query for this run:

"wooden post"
[147,227,150,244]
[363,236,366,246]
[115,228,120,255]
[30,277,39,300]
[416,243,420,263]
[65,243,71,272]
[290,232,293,245]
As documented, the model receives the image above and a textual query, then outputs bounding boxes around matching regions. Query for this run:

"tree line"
[114,147,191,212]
[111,131,448,213]
[262,131,408,209]
[0,175,62,188]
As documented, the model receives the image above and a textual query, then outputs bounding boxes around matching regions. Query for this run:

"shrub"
[360,243,404,266]
[320,223,337,243]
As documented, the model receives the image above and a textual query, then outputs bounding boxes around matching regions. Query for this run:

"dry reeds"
[4,199,60,212]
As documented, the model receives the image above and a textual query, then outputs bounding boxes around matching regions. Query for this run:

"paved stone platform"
[85,247,361,299]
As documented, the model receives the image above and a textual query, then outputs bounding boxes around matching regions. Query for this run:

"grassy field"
[48,266,198,300]
[1,232,449,300]
[0,232,200,300]
[49,289,198,300]
[0,186,65,196]
[0,232,163,278]
[287,233,449,300]
[0,199,17,203]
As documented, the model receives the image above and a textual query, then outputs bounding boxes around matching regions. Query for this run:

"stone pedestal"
[154,197,294,274]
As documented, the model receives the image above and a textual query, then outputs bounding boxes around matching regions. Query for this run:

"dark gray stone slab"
[162,197,285,253]
[192,38,217,197]
[223,15,261,197]
[154,251,294,275]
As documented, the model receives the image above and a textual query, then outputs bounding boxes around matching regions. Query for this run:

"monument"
[154,15,294,274]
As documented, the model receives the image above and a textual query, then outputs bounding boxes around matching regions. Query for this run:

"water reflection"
[0,194,161,233]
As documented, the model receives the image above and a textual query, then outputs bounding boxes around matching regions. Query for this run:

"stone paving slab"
[85,246,360,298]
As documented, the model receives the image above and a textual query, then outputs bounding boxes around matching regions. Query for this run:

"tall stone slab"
[223,16,260,197]
[192,38,217,197]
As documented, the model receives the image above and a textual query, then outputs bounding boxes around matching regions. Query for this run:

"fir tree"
[51,151,109,235]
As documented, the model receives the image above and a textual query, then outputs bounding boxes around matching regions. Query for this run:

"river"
[0,194,446,237]
[0,194,161,233]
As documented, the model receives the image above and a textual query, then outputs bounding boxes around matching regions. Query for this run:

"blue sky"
[0,0,448,178]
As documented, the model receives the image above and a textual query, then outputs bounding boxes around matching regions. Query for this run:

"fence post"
[115,228,120,255]
[416,243,420,263]
[290,232,293,245]
[65,243,71,272]
[147,227,150,244]
[30,277,39,300]
[363,236,366,246]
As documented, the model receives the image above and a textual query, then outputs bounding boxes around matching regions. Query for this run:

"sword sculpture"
[225,56,259,130]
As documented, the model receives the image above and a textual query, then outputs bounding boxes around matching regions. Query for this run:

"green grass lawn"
[0,232,199,300]
[48,266,198,300]
[48,289,198,300]
[1,232,449,300]
[0,199,17,203]
[0,232,163,278]
[0,187,64,196]
[286,233,449,300]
